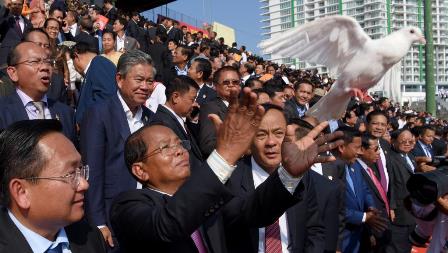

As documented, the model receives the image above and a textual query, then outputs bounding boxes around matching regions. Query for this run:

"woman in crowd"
[101,30,122,66]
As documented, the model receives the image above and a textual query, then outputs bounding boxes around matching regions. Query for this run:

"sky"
[146,0,264,55]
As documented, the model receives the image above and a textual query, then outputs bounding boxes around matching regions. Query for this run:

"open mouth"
[265,151,279,159]
[40,76,51,85]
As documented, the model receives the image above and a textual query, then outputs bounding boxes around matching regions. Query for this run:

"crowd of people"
[1,0,448,253]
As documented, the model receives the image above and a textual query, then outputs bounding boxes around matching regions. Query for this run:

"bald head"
[7,42,47,67]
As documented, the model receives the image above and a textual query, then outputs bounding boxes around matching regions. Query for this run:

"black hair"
[70,41,98,58]
[366,110,389,124]
[124,125,150,182]
[192,58,212,81]
[165,76,200,99]
[116,17,128,29]
[178,46,193,62]
[264,81,285,99]
[338,125,362,144]
[212,66,240,85]
[244,77,262,89]
[23,28,50,42]
[293,79,314,91]
[0,120,62,206]
[419,125,435,136]
[361,133,378,149]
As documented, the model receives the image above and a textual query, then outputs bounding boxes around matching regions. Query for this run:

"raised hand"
[281,121,344,177]
[209,87,265,165]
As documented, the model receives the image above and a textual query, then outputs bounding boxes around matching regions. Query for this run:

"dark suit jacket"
[199,98,228,157]
[150,105,203,165]
[342,162,375,253]
[147,43,171,81]
[0,91,75,141]
[310,170,341,252]
[432,137,447,156]
[110,162,234,253]
[411,141,434,158]
[0,207,107,253]
[196,85,217,106]
[47,73,68,104]
[0,9,32,66]
[126,20,148,52]
[80,95,153,227]
[284,99,306,121]
[388,151,416,226]
[75,55,117,124]
[223,157,324,253]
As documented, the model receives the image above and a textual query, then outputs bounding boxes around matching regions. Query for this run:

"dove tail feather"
[306,91,351,122]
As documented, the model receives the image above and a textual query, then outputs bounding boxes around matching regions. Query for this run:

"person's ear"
[172,91,181,104]
[9,179,31,210]
[131,163,150,182]
[6,66,18,82]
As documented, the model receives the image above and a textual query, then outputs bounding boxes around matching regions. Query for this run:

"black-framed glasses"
[141,140,191,160]
[12,58,55,68]
[20,165,89,190]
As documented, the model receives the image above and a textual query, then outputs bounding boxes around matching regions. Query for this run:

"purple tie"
[376,156,388,193]
[191,229,207,253]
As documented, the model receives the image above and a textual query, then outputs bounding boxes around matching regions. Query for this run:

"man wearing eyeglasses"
[79,50,155,251]
[0,42,76,142]
[354,133,393,252]
[0,119,107,253]
[199,66,241,157]
[0,0,32,67]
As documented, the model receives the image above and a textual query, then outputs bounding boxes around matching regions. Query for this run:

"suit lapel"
[9,92,29,121]
[111,96,131,140]
[239,159,259,249]
[159,106,188,139]
[0,208,34,253]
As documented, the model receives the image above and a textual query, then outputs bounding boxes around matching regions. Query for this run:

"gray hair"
[117,50,157,77]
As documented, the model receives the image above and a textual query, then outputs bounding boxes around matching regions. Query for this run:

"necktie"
[265,219,282,253]
[15,16,22,35]
[376,156,388,193]
[366,167,390,216]
[191,229,207,253]
[405,154,415,173]
[46,242,67,253]
[32,101,45,119]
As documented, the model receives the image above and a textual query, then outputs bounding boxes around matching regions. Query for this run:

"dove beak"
[419,37,426,45]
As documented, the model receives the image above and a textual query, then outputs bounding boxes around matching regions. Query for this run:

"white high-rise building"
[260,0,448,92]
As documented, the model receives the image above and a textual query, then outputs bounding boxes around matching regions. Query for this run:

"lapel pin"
[328,176,333,180]
[55,114,60,121]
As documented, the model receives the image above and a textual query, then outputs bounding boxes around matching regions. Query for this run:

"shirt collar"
[84,58,93,76]
[356,158,369,170]
[251,156,270,188]
[162,104,186,124]
[8,210,69,253]
[117,91,143,120]
[16,88,48,106]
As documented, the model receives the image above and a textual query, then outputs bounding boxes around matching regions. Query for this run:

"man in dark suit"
[127,12,148,52]
[411,125,435,159]
[0,120,107,253]
[74,17,100,54]
[0,1,32,67]
[284,80,314,121]
[80,50,155,250]
[356,133,393,252]
[292,117,343,253]
[387,129,417,253]
[0,42,75,141]
[199,66,241,157]
[224,105,325,253]
[71,41,116,124]
[150,76,203,166]
[188,58,217,106]
[110,88,342,253]
[336,128,387,253]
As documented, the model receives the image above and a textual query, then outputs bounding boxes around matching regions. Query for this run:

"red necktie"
[366,167,390,216]
[265,219,282,253]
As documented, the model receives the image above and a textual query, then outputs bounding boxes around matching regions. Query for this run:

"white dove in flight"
[259,15,426,122]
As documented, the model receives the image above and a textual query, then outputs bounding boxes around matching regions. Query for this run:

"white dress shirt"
[378,144,390,190]
[16,89,52,120]
[162,104,187,134]
[69,23,78,37]
[146,82,166,113]
[15,15,24,33]
[251,157,299,253]
[116,34,126,52]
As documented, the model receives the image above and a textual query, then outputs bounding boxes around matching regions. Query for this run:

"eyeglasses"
[369,146,380,152]
[398,140,415,145]
[141,140,191,160]
[220,79,240,86]
[20,165,89,190]
[31,42,51,49]
[13,58,55,68]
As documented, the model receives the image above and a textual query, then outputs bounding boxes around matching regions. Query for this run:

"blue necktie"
[46,242,67,253]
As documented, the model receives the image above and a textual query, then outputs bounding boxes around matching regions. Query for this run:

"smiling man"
[0,119,106,253]
[80,50,155,251]
[0,42,75,140]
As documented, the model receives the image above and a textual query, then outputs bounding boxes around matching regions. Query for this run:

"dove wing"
[259,16,371,74]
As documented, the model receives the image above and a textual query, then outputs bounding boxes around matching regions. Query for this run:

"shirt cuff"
[97,225,106,229]
[206,149,237,184]
[362,213,366,223]
[277,165,302,194]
